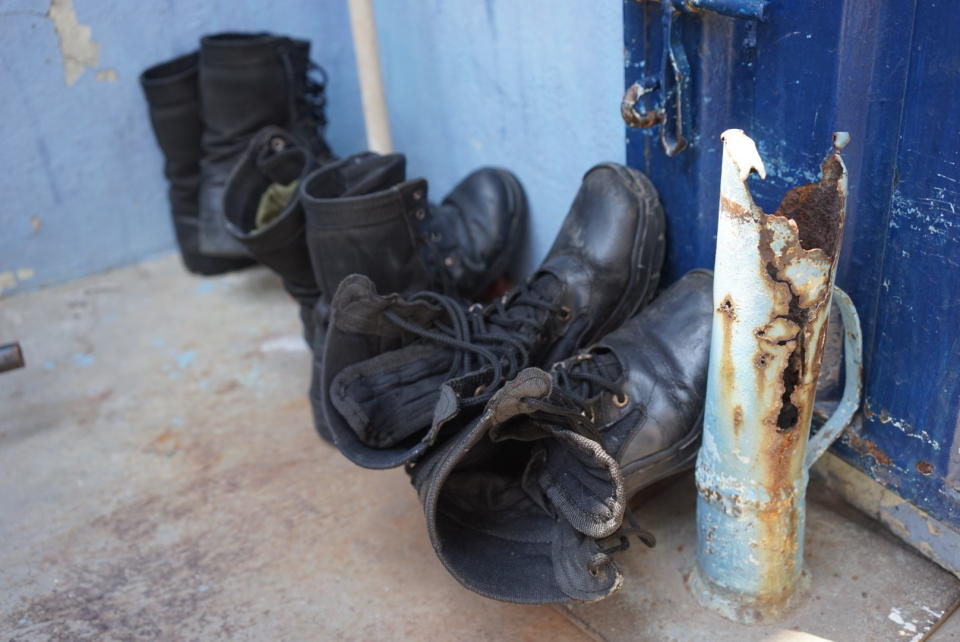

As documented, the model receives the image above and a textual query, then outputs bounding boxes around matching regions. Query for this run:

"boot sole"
[584,164,666,343]
[621,408,704,501]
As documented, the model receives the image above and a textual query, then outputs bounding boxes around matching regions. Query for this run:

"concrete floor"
[1,254,958,641]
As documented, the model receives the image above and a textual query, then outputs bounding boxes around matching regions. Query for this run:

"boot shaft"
[140,53,203,211]
[300,154,436,303]
[223,127,320,305]
[199,33,330,161]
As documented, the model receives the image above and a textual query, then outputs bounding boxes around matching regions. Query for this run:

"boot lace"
[278,43,331,158]
[519,350,625,438]
[382,277,564,408]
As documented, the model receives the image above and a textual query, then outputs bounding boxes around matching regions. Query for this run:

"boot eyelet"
[413,189,423,201]
[444,256,455,267]
[473,384,486,396]
[269,136,286,151]
[557,306,572,322]
[430,231,441,242]
[415,209,426,220]
[588,566,600,577]
[613,392,629,408]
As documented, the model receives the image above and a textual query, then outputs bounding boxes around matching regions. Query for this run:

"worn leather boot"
[408,269,713,603]
[198,32,332,257]
[221,127,335,442]
[300,154,526,302]
[140,53,255,275]
[322,163,665,469]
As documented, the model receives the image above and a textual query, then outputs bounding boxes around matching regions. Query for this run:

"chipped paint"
[692,130,863,623]
[0,271,18,295]
[95,68,118,82]
[47,0,101,86]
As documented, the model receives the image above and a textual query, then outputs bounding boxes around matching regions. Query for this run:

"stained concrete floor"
[1,254,958,641]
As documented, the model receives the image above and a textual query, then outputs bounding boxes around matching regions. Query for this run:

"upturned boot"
[321,162,665,469]
[409,269,714,603]
[198,32,332,256]
[140,53,255,275]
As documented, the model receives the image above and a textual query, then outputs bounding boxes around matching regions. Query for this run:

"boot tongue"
[562,349,623,400]
[492,272,562,334]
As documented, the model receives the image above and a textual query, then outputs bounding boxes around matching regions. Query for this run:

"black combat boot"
[300,154,526,303]
[198,32,332,257]
[221,127,335,441]
[409,269,713,604]
[300,153,527,444]
[140,53,255,275]
[321,162,666,469]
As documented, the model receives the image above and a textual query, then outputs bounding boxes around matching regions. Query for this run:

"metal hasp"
[689,130,864,623]
[620,0,766,156]
[0,342,25,373]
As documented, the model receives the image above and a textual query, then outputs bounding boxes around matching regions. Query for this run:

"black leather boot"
[198,33,332,257]
[321,163,665,469]
[409,269,713,604]
[300,154,526,303]
[221,127,337,442]
[140,53,255,275]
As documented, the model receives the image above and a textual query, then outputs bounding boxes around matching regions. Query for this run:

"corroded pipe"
[689,130,863,623]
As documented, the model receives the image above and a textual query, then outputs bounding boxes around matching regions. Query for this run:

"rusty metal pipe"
[0,342,25,373]
[688,130,863,623]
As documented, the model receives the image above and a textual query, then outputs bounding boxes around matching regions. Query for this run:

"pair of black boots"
[218,128,528,440]
[140,32,331,274]
[318,163,716,603]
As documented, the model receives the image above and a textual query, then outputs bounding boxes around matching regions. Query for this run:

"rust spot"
[621,82,664,129]
[733,405,744,435]
[773,155,845,259]
[844,428,892,466]
[720,195,754,220]
[718,295,737,320]
[754,351,773,369]
[878,408,891,423]
[916,461,934,475]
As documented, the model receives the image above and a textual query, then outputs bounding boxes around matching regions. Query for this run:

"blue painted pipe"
[689,130,863,623]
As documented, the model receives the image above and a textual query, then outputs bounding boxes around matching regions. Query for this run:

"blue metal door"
[623,0,960,550]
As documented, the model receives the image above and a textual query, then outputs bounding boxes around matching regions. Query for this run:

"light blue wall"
[1,1,624,294]
[0,0,365,295]
[372,0,625,272]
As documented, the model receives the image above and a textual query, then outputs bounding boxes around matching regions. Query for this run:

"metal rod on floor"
[0,342,25,373]
[348,0,393,154]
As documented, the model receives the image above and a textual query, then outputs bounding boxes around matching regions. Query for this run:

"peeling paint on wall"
[47,0,100,86]
[96,68,118,82]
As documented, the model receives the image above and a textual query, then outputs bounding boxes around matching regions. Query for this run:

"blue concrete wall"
[372,0,626,272]
[1,1,624,294]
[0,0,366,295]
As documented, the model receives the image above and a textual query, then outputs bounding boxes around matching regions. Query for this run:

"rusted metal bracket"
[621,0,767,156]
[689,130,863,623]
